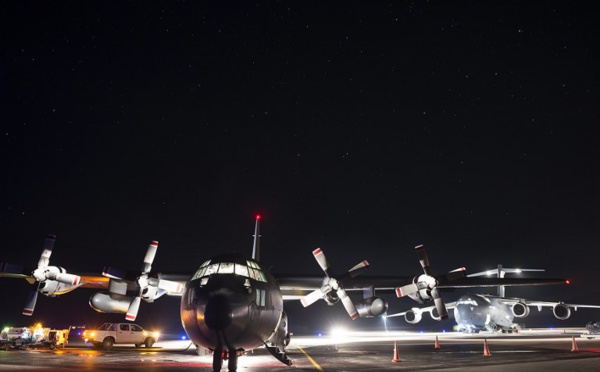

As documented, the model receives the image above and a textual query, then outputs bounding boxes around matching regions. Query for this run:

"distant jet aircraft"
[0,234,108,316]
[387,265,600,333]
[1,223,568,372]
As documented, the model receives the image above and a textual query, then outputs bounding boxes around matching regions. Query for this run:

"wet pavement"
[0,330,599,371]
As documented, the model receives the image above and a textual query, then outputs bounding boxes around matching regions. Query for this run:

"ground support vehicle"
[581,321,600,339]
[0,326,69,350]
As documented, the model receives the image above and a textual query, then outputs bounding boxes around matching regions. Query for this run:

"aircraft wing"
[437,277,568,288]
[78,275,111,289]
[277,275,567,299]
[100,271,189,296]
[277,274,412,300]
[500,298,600,310]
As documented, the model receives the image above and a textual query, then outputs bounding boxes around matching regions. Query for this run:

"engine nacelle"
[430,306,443,321]
[38,280,60,296]
[511,302,530,318]
[89,292,132,313]
[404,309,423,324]
[356,297,388,318]
[553,303,571,320]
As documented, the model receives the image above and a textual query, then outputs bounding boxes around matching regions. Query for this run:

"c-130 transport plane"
[1,217,569,372]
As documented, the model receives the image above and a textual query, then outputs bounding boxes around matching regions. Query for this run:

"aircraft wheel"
[144,338,155,348]
[102,337,114,351]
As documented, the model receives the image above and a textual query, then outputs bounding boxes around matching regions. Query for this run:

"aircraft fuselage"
[180,253,284,352]
[454,294,517,332]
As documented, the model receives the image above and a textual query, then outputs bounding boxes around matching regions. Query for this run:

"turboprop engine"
[356,296,388,318]
[89,291,133,313]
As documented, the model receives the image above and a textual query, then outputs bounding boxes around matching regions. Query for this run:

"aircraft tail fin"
[467,265,545,297]
[252,215,261,262]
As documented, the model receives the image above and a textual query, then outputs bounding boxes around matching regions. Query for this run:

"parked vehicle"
[82,323,159,350]
[581,321,600,339]
[0,325,69,350]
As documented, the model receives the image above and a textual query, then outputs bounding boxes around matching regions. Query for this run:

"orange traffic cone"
[434,335,441,350]
[483,339,491,357]
[571,336,579,352]
[391,340,401,362]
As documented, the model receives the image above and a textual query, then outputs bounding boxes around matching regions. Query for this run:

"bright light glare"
[330,327,349,338]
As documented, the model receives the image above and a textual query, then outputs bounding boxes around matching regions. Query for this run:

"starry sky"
[1,1,599,333]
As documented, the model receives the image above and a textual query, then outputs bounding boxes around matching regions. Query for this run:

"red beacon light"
[255,214,261,220]
[565,279,570,284]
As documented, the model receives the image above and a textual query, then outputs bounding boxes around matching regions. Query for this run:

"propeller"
[23,234,82,316]
[114,241,183,321]
[395,244,465,321]
[126,241,157,321]
[300,248,369,320]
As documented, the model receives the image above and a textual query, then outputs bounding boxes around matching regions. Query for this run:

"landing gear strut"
[212,348,240,372]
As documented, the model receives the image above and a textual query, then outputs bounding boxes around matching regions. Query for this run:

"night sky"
[1,1,599,334]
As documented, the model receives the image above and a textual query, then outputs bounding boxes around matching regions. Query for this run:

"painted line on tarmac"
[295,344,323,371]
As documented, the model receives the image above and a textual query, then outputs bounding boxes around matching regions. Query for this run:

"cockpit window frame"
[192,259,267,283]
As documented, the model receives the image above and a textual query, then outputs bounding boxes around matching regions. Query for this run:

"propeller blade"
[337,288,359,320]
[126,297,141,321]
[54,273,81,286]
[37,234,56,268]
[347,260,369,279]
[141,241,158,274]
[415,244,431,276]
[23,290,39,316]
[300,288,324,307]
[431,288,448,320]
[395,283,419,298]
[157,279,183,294]
[312,248,332,277]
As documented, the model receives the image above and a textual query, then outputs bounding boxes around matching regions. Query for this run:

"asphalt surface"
[1,330,599,371]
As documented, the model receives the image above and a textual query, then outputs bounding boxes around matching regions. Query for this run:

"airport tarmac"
[1,329,599,371]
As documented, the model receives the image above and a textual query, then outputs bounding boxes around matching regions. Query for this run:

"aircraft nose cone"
[204,295,232,330]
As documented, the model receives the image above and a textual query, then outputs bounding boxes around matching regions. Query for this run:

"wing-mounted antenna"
[252,214,261,262]
[467,264,545,297]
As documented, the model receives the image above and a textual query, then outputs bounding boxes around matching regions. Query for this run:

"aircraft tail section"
[252,215,261,262]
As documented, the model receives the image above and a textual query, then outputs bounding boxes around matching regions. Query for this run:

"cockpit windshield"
[191,259,267,282]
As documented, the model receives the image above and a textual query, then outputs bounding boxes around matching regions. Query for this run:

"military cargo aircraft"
[387,265,600,333]
[1,220,568,372]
